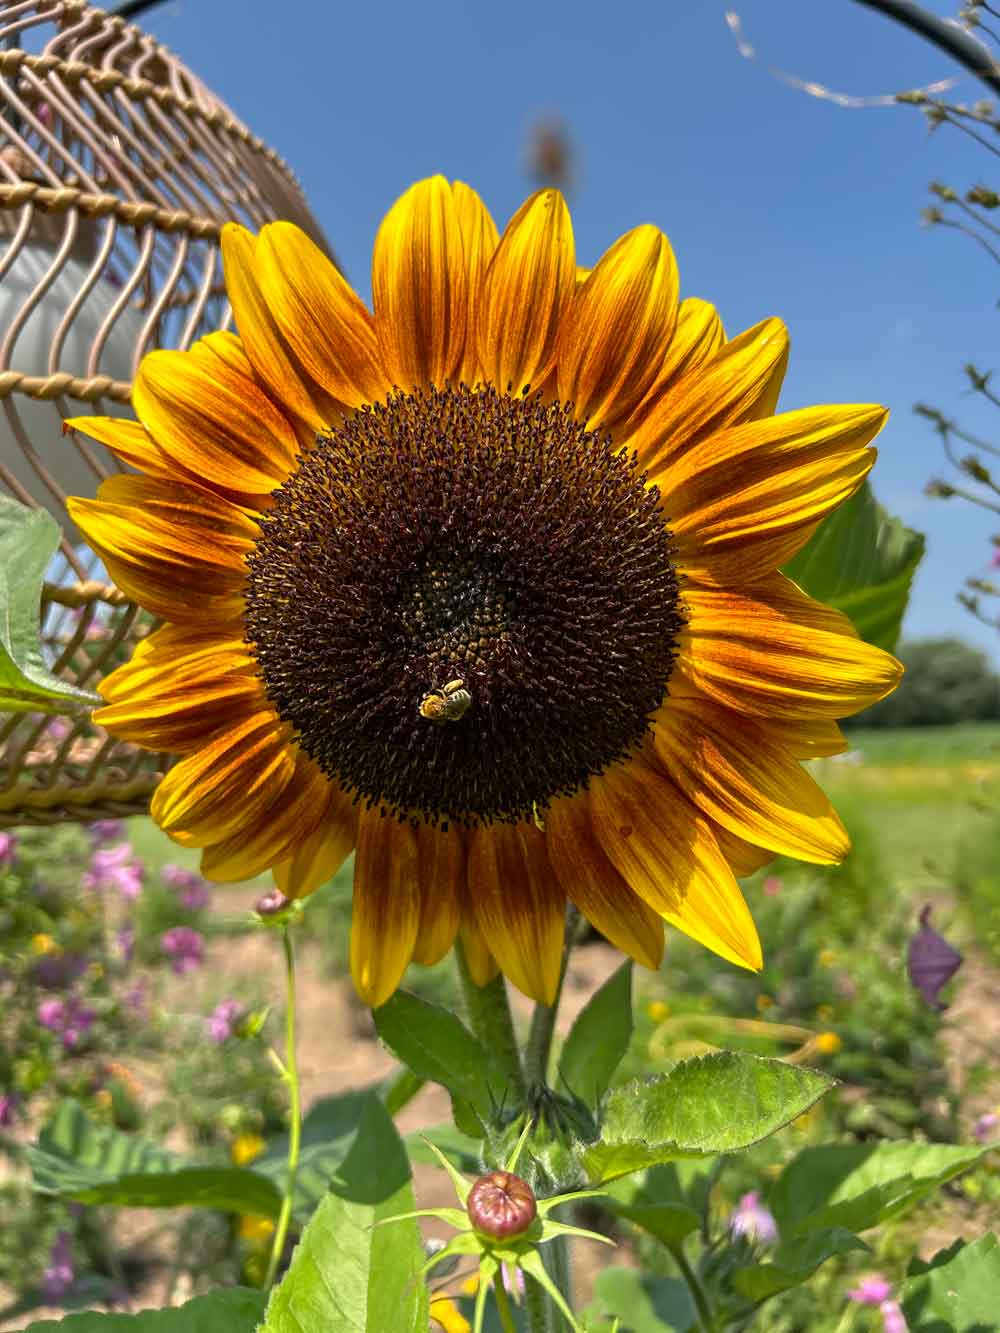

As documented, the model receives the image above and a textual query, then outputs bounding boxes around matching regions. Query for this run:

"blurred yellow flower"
[231,1132,266,1166]
[647,1000,670,1023]
[816,1031,841,1055]
[430,1294,471,1333]
[818,949,837,968]
[238,1214,275,1244]
[756,995,773,1013]
[30,933,57,955]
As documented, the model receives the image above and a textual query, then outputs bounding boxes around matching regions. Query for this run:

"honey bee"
[419,679,472,725]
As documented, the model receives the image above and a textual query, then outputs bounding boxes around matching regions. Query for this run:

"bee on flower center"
[419,679,473,725]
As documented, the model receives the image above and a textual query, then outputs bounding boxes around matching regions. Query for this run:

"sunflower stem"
[668,1239,715,1333]
[523,906,580,1090]
[524,1271,553,1333]
[264,925,301,1290]
[455,940,527,1105]
[494,1271,518,1333]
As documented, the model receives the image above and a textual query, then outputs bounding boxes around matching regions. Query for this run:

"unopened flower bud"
[925,479,955,498]
[967,185,999,209]
[467,1171,537,1240]
[961,455,991,483]
[255,888,289,916]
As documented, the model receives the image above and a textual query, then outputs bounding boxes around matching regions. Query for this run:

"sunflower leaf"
[558,961,633,1111]
[581,1052,832,1185]
[781,481,925,651]
[374,989,499,1120]
[582,1268,696,1331]
[0,496,101,713]
[261,1096,427,1333]
[22,1287,268,1331]
[768,1140,988,1239]
[901,1232,1000,1327]
[733,1228,869,1301]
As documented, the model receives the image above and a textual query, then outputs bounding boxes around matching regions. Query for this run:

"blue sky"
[142,0,1000,661]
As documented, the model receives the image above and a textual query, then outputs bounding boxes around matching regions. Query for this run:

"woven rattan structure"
[0,0,331,827]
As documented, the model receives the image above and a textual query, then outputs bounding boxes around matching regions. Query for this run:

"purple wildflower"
[116,924,135,965]
[728,1191,778,1245]
[849,1276,893,1305]
[974,1111,999,1144]
[40,1230,74,1302]
[880,1300,908,1333]
[88,819,124,845]
[32,951,88,990]
[162,863,210,910]
[207,998,244,1043]
[0,831,16,867]
[907,905,963,1010]
[82,844,144,900]
[37,995,95,1050]
[0,1091,19,1127]
[124,979,148,1020]
[161,926,204,975]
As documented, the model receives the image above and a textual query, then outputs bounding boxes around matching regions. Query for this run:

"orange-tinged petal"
[709,821,776,878]
[622,298,726,439]
[467,822,565,1003]
[678,572,902,719]
[98,625,253,703]
[545,791,664,969]
[651,698,849,864]
[372,176,468,390]
[556,224,679,430]
[631,317,789,475]
[64,416,173,479]
[272,783,358,898]
[453,181,500,386]
[663,405,885,583]
[411,822,464,966]
[777,718,850,758]
[189,329,255,379]
[95,674,264,753]
[588,755,762,971]
[133,346,298,498]
[150,710,295,845]
[351,810,421,1007]
[255,221,389,408]
[221,223,330,431]
[458,914,499,987]
[477,188,575,394]
[68,476,256,622]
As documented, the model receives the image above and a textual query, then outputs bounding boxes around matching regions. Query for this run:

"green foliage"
[902,1232,1000,1330]
[583,1268,696,1331]
[782,481,924,652]
[0,497,101,712]
[582,1052,833,1184]
[23,1288,267,1332]
[955,808,1000,965]
[260,1098,427,1333]
[856,637,1000,728]
[558,962,633,1112]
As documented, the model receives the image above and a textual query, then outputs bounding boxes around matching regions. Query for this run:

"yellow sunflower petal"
[630,316,789,474]
[651,698,849,864]
[64,416,173,479]
[467,822,565,1004]
[622,297,727,438]
[272,783,358,898]
[664,405,885,583]
[458,914,500,987]
[67,476,256,623]
[350,810,421,1007]
[98,625,253,703]
[776,718,850,758]
[255,221,389,408]
[556,224,679,430]
[709,820,776,878]
[588,754,762,970]
[133,346,298,498]
[190,329,254,378]
[411,823,464,966]
[372,175,468,390]
[150,710,295,845]
[477,188,575,394]
[678,571,902,719]
[220,222,330,431]
[545,790,664,970]
[95,675,264,753]
[453,181,500,386]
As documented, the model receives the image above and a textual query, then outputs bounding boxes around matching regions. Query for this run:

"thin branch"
[852,0,1000,97]
[933,215,1000,261]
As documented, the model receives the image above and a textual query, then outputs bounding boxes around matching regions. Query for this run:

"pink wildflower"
[974,1111,999,1143]
[207,999,244,1043]
[161,927,204,975]
[40,1230,74,1302]
[82,844,144,900]
[0,831,16,867]
[88,819,124,844]
[728,1191,778,1245]
[37,995,95,1050]
[848,1275,893,1305]
[762,875,782,897]
[162,863,210,910]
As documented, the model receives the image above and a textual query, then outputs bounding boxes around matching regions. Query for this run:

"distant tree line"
[850,637,1000,728]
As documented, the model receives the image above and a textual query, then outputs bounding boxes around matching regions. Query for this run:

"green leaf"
[29,1099,280,1217]
[782,481,924,652]
[584,1268,696,1332]
[261,1096,428,1333]
[405,1122,483,1174]
[558,962,633,1111]
[374,989,499,1119]
[733,1228,868,1302]
[605,1160,718,1248]
[582,1053,833,1185]
[23,1287,267,1331]
[0,497,101,712]
[770,1141,987,1239]
[901,1232,1000,1329]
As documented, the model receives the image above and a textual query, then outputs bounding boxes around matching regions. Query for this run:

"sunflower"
[67,177,901,1008]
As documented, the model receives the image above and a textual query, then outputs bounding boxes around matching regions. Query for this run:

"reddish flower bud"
[255,888,290,916]
[467,1171,537,1240]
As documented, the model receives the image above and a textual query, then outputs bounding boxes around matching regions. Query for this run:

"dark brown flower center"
[244,384,682,826]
